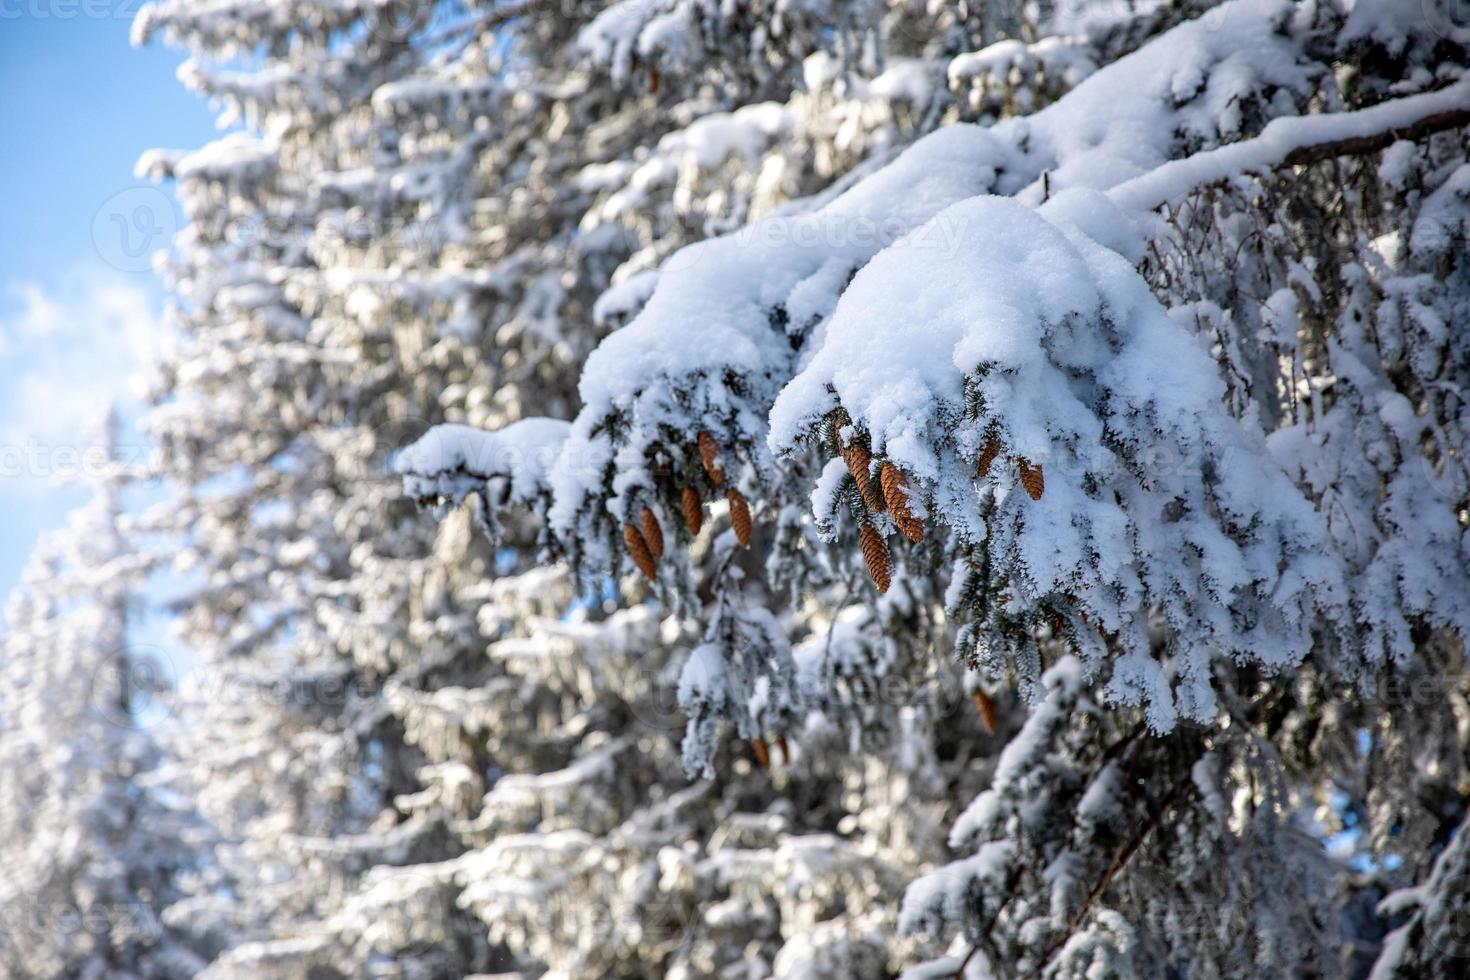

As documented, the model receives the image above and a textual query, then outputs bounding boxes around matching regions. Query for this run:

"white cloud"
[0,266,168,495]
[1,282,66,344]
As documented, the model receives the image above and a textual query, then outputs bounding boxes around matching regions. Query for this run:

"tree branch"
[1111,80,1470,215]
[1279,106,1470,168]
[1037,764,1195,970]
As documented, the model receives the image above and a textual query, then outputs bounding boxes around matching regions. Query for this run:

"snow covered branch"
[83,0,1470,975]
[394,419,570,512]
[1111,78,1470,214]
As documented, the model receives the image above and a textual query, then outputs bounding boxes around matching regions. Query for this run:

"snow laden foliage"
[122,0,1060,975]
[23,0,1447,975]
[901,658,1343,977]
[1372,804,1470,978]
[0,415,209,978]
[771,188,1345,731]
[377,0,1470,977]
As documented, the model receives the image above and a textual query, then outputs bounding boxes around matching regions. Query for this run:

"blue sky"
[0,10,217,598]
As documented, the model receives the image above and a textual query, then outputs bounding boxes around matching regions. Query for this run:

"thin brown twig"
[1042,769,1195,969]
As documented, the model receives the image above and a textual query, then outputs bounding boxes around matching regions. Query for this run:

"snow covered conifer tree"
[128,0,1028,974]
[395,1,1470,976]
[0,412,205,978]
[94,0,1470,974]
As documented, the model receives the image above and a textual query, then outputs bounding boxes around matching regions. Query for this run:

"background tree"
[126,0,1044,974]
[108,0,1470,976]
[0,412,207,979]
[400,0,1470,976]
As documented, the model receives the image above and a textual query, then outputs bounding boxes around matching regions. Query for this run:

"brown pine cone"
[640,506,664,558]
[623,523,657,581]
[879,461,906,512]
[776,734,791,766]
[972,690,1000,734]
[860,523,891,593]
[1018,458,1045,500]
[827,408,847,454]
[896,513,925,544]
[697,430,725,486]
[844,444,885,512]
[727,487,752,547]
[978,435,1001,478]
[880,462,924,541]
[681,485,703,535]
[751,737,771,770]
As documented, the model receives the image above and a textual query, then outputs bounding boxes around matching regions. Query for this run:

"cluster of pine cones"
[619,416,1046,593]
[838,418,1045,595]
[622,430,752,583]
[844,445,923,594]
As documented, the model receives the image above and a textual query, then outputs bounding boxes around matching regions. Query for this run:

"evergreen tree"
[0,413,205,978]
[107,0,1470,976]
[129,0,1005,974]
[398,1,1470,976]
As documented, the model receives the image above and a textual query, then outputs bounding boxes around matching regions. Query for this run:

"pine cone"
[978,434,1001,478]
[827,408,846,454]
[681,485,703,535]
[751,737,771,770]
[623,523,657,581]
[1018,458,1045,500]
[727,487,752,547]
[640,506,664,557]
[879,461,906,512]
[698,430,725,486]
[972,690,1000,734]
[860,523,891,593]
[776,734,791,766]
[880,462,924,541]
[844,444,886,512]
